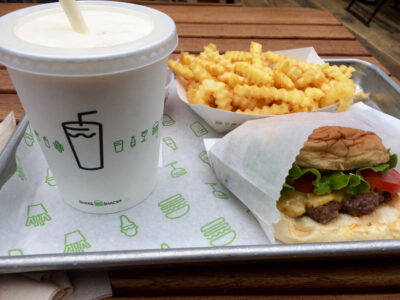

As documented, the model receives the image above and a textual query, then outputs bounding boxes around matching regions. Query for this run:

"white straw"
[59,0,89,34]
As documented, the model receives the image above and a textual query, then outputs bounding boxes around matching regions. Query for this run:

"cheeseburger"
[274,126,400,243]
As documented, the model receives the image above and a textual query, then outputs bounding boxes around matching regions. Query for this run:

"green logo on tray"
[198,150,211,168]
[161,243,171,249]
[120,215,139,237]
[23,124,34,147]
[45,168,56,186]
[114,140,124,153]
[26,203,52,227]
[165,161,187,178]
[163,137,178,151]
[190,121,208,137]
[206,182,229,199]
[158,194,190,219]
[64,230,91,253]
[16,157,26,181]
[162,114,175,126]
[8,249,23,256]
[200,217,236,247]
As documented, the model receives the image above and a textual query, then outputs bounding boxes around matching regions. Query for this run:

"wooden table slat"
[0,69,16,94]
[108,259,400,296]
[0,4,341,25]
[0,93,23,122]
[177,24,355,39]
[148,5,342,25]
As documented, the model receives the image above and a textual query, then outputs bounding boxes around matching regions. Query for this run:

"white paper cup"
[0,2,178,213]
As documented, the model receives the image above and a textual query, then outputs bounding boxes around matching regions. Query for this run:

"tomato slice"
[361,168,400,193]
[291,172,316,193]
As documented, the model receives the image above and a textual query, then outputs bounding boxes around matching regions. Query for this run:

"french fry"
[168,42,365,116]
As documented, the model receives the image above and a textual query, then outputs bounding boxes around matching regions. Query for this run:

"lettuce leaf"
[280,154,397,196]
[356,153,397,176]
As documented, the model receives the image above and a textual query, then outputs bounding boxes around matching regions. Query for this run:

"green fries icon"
[8,249,23,256]
[64,230,91,253]
[26,203,52,227]
[200,217,236,247]
[158,194,190,219]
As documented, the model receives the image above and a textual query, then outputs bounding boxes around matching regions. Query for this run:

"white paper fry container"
[207,103,400,243]
[176,47,339,133]
[0,2,178,213]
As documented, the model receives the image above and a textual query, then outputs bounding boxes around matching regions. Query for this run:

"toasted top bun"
[273,194,400,243]
[295,126,390,171]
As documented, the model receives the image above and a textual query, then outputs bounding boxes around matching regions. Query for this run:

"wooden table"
[1,3,400,299]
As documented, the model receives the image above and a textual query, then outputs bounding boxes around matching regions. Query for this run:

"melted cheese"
[277,191,347,218]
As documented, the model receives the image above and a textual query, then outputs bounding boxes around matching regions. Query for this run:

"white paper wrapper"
[207,102,400,243]
[176,47,339,133]
[0,80,269,257]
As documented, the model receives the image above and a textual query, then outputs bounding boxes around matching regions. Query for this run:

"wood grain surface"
[176,24,355,39]
[107,258,400,297]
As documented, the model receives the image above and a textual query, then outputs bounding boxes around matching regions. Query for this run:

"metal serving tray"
[0,58,399,274]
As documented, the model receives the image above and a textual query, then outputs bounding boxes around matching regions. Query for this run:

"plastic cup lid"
[0,1,178,76]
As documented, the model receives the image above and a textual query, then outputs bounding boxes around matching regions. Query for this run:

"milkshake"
[0,1,178,213]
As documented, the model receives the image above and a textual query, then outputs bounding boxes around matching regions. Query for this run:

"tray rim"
[1,58,400,274]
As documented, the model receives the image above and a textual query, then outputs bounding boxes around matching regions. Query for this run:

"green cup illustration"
[8,249,23,256]
[64,230,91,253]
[198,150,211,168]
[158,194,190,219]
[141,129,148,142]
[23,124,34,147]
[120,215,139,237]
[16,157,26,181]
[163,137,178,151]
[205,182,229,200]
[200,217,236,247]
[45,167,56,186]
[43,136,50,148]
[114,140,124,153]
[165,161,187,178]
[162,113,175,126]
[190,121,208,137]
[53,140,64,153]
[152,121,159,136]
[161,243,170,249]
[26,203,52,227]
[34,129,40,142]
[130,136,136,148]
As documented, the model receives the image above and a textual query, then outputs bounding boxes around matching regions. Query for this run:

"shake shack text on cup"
[0,1,178,213]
